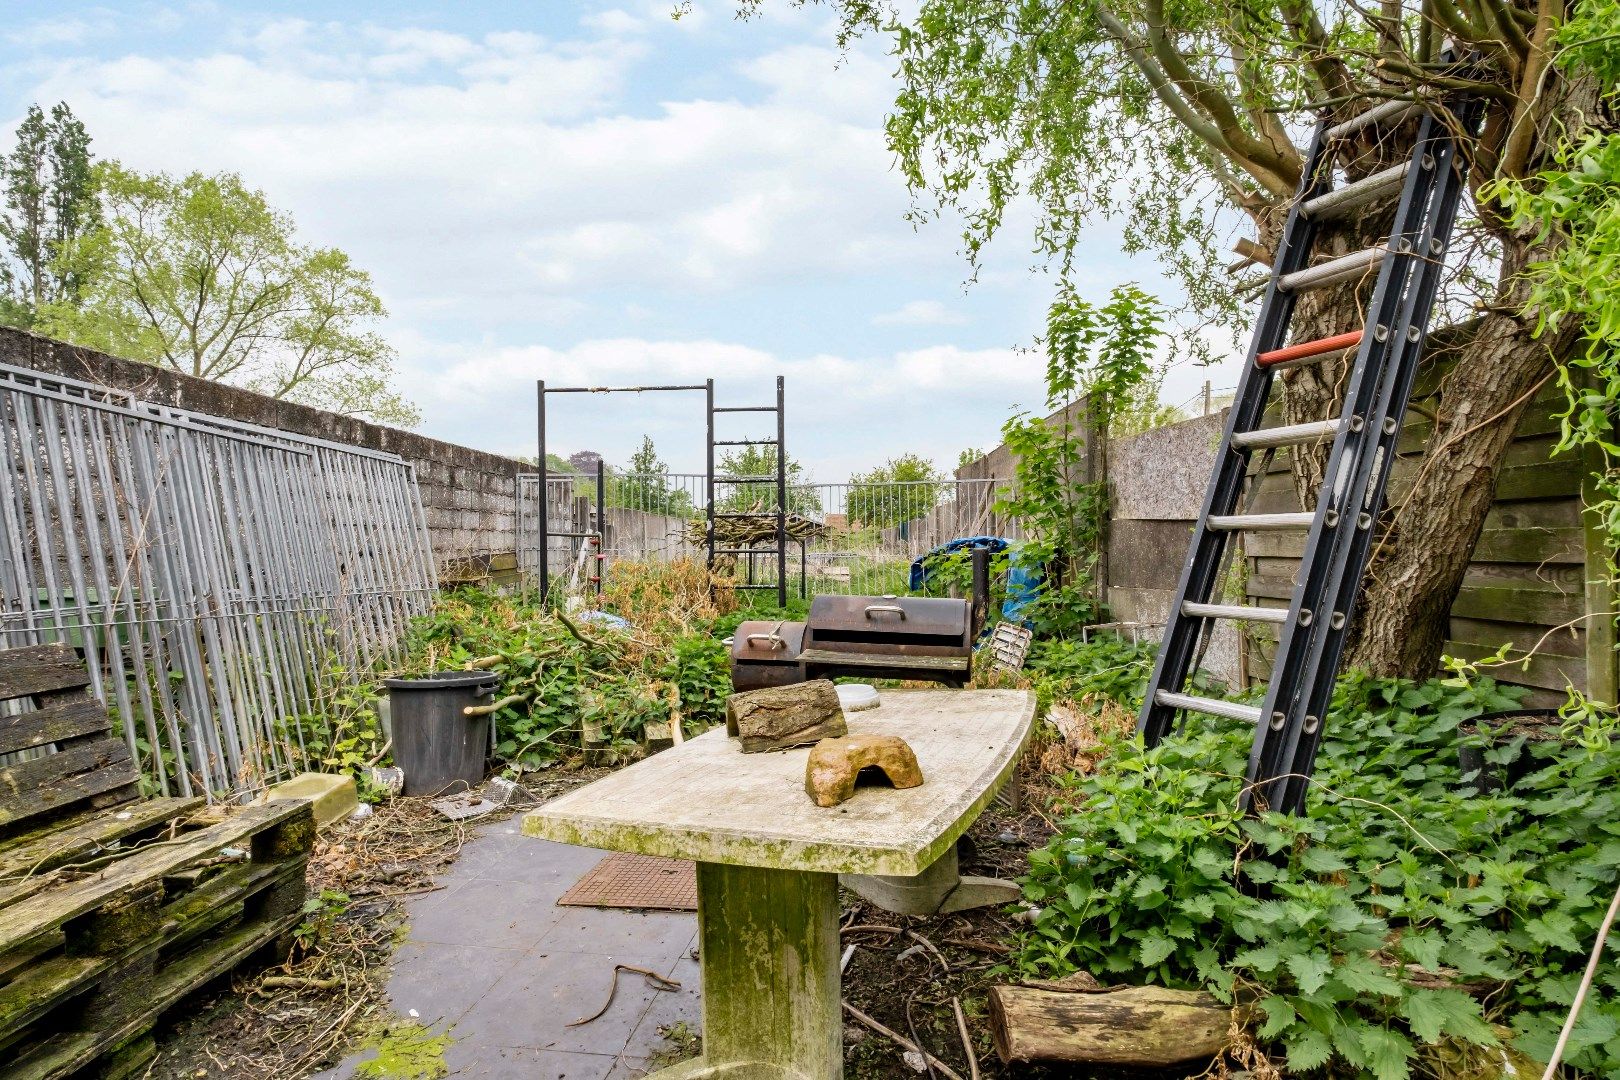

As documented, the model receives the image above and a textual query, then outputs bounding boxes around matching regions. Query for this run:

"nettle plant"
[1016,662,1620,1078]
[996,283,1163,635]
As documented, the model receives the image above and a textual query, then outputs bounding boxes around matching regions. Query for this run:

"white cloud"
[580,9,646,36]
[872,299,968,327]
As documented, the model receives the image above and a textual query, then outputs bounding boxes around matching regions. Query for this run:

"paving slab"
[314,815,699,1078]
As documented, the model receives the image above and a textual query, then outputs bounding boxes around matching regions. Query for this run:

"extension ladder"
[1137,90,1482,815]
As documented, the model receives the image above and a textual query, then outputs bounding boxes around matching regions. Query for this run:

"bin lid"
[382,670,499,690]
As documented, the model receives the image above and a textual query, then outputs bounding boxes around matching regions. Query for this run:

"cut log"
[988,982,1229,1067]
[726,679,846,753]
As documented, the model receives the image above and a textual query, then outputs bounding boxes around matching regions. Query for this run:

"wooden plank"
[0,700,112,757]
[1449,617,1584,659]
[1243,527,1583,565]
[795,649,970,672]
[0,737,138,829]
[0,797,202,892]
[1582,408,1618,704]
[0,801,308,954]
[0,645,91,701]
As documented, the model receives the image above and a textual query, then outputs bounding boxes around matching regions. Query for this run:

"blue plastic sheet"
[908,537,1043,627]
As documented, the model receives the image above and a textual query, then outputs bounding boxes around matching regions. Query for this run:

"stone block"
[260,771,359,826]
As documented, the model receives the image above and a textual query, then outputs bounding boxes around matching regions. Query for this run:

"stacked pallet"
[0,643,314,1080]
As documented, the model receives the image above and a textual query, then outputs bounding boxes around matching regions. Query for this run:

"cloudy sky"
[2,0,1243,478]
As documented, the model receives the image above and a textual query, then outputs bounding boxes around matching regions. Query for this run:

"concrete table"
[523,688,1035,1080]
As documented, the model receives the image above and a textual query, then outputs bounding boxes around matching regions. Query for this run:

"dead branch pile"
[684,513,827,549]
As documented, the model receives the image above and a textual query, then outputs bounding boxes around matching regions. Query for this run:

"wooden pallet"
[0,643,315,1080]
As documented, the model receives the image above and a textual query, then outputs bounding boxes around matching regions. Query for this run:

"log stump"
[988,981,1230,1066]
[726,679,846,753]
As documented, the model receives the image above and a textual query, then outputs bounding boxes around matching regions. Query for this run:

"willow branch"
[1278,0,1360,100]
[1499,0,1564,177]
[1096,5,1296,197]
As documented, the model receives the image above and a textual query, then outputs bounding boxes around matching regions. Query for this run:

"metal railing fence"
[516,472,1023,597]
[0,361,438,798]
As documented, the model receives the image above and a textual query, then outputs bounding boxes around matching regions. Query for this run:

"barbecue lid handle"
[863,604,908,619]
[745,633,788,649]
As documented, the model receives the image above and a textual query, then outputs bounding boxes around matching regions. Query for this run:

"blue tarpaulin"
[909,537,1043,627]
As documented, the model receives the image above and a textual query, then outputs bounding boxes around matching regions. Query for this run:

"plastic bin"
[382,670,499,797]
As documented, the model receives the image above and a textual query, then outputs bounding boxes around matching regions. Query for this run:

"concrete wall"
[0,327,525,569]
[1107,412,1243,687]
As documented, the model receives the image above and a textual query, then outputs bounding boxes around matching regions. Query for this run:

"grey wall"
[0,327,525,569]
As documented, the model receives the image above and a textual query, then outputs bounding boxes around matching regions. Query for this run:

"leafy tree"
[846,452,944,528]
[746,0,1618,679]
[716,445,821,515]
[38,164,418,426]
[0,102,97,325]
[611,436,695,515]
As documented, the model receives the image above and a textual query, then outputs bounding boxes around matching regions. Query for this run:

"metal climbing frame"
[534,377,789,606]
[1137,87,1484,815]
[707,375,788,607]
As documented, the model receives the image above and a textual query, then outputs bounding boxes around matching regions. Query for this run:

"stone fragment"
[804,733,923,808]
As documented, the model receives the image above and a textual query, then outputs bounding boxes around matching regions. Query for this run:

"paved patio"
[317,821,701,1079]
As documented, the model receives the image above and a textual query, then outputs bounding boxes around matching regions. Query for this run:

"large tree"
[755,0,1618,678]
[39,164,418,426]
[847,453,945,528]
[0,102,97,324]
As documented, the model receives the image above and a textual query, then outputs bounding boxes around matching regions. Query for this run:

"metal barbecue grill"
[798,595,973,687]
[728,620,808,693]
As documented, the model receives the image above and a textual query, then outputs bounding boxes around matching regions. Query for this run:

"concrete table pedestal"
[841,844,1021,917]
[524,689,1035,1080]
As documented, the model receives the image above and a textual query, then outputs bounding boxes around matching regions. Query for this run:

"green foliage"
[715,445,821,515]
[36,163,417,426]
[1017,665,1620,1077]
[1024,635,1159,707]
[995,284,1164,634]
[610,436,696,515]
[846,453,944,529]
[0,101,97,324]
[295,889,352,951]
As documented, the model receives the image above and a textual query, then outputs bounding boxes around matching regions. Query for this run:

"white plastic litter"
[835,684,880,712]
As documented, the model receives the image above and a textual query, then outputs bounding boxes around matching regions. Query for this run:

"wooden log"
[988,982,1230,1067]
[725,679,847,753]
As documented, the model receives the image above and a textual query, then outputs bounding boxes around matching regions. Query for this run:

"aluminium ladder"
[1137,90,1483,815]
[706,375,789,606]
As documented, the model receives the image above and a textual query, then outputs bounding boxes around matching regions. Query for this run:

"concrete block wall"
[0,327,525,569]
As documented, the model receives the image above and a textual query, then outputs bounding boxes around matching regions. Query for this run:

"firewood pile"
[684,513,827,549]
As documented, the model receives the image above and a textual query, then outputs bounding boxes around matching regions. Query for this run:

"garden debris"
[684,512,827,549]
[805,733,923,807]
[986,622,1033,673]
[568,963,681,1026]
[727,679,847,751]
[987,982,1230,1067]
[428,790,501,821]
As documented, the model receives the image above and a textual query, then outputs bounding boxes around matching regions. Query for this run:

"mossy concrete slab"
[263,772,359,826]
[523,689,1034,877]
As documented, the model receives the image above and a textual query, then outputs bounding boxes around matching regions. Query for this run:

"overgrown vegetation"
[1013,647,1620,1078]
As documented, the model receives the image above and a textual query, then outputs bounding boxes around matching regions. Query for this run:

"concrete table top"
[523,688,1035,877]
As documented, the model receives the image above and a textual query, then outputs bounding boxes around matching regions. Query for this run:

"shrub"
[1017,665,1620,1078]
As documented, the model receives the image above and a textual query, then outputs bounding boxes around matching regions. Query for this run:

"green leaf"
[1525,909,1584,952]
[1256,995,1297,1039]
[1360,1025,1414,1080]
[1232,944,1282,973]
[1402,988,1497,1046]
[1285,950,1334,995]
[1284,1027,1333,1072]
[1136,930,1175,967]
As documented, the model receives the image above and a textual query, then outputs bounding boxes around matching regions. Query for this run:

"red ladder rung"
[1256,330,1363,368]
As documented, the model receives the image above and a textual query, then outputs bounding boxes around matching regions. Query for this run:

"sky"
[1,0,1245,479]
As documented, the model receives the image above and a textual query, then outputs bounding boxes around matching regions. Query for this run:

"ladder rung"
[712,406,778,414]
[1278,245,1387,293]
[713,439,777,446]
[1207,512,1314,531]
[1257,330,1364,368]
[1182,602,1288,624]
[714,548,784,556]
[1154,691,1262,725]
[1324,98,1424,141]
[714,475,778,483]
[1302,162,1412,220]
[1231,418,1344,451]
[713,512,779,519]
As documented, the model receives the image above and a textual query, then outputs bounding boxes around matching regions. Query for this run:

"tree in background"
[716,444,822,516]
[610,436,695,516]
[38,165,418,426]
[753,0,1618,680]
[846,453,944,529]
[0,103,97,326]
